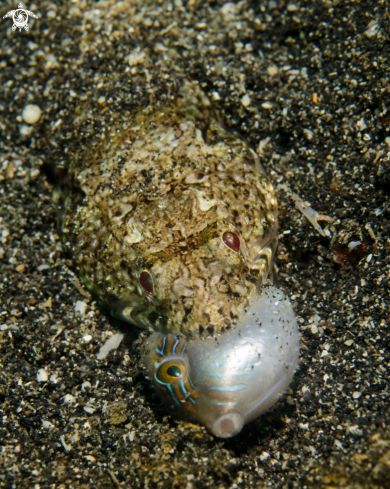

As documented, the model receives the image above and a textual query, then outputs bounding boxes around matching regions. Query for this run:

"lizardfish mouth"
[141,287,300,438]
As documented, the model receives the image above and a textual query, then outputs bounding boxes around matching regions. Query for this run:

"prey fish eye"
[62,81,300,438]
[157,362,184,383]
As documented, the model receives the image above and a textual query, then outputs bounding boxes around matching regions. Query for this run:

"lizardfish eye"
[157,361,184,383]
[222,231,240,252]
[140,270,154,294]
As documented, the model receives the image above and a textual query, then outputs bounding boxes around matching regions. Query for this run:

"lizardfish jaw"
[141,287,300,438]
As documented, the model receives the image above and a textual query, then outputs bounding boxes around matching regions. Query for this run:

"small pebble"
[267,65,278,76]
[241,94,251,107]
[287,3,298,12]
[22,104,42,124]
[19,124,33,136]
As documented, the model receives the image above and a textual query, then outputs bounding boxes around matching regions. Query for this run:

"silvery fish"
[62,82,299,438]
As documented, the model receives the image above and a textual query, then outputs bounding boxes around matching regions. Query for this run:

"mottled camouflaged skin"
[62,83,278,337]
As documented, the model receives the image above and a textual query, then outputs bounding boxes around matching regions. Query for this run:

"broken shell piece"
[37,369,48,382]
[63,394,76,404]
[291,192,333,236]
[278,184,333,237]
[42,420,55,429]
[96,332,124,360]
[75,300,88,315]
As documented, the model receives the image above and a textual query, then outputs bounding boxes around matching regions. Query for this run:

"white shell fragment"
[83,403,97,414]
[96,332,124,360]
[50,373,59,383]
[81,381,92,391]
[36,369,48,382]
[41,420,55,429]
[84,455,96,462]
[63,394,76,404]
[60,435,71,453]
[22,104,42,124]
[74,300,88,315]
[19,124,33,136]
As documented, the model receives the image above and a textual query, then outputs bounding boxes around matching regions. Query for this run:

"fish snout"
[210,412,244,438]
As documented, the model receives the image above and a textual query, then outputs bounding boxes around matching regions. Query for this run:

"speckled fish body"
[62,82,299,437]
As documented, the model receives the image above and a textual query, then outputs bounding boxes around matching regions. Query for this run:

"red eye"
[222,231,240,252]
[140,271,154,294]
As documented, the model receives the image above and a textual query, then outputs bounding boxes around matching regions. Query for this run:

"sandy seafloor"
[0,0,389,487]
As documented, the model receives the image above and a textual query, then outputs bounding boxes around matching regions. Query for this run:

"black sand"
[0,1,389,487]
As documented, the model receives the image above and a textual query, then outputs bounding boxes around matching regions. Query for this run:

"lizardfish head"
[141,287,299,438]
